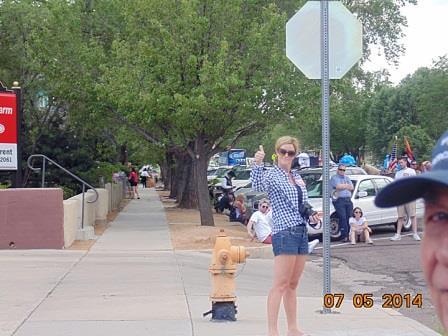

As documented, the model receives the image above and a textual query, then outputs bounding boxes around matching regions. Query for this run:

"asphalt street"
[311,220,442,333]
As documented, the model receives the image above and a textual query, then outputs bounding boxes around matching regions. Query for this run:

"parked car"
[305,174,424,240]
[209,166,252,209]
[207,166,232,183]
[299,166,367,187]
[234,182,267,219]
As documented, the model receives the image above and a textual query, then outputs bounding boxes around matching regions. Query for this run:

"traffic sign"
[286,1,362,79]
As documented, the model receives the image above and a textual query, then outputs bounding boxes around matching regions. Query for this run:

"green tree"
[0,0,419,226]
[393,125,434,162]
[366,58,448,161]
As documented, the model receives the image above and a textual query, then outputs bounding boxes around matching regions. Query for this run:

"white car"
[306,174,424,240]
[207,166,233,183]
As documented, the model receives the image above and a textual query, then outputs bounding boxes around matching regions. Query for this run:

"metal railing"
[27,154,99,229]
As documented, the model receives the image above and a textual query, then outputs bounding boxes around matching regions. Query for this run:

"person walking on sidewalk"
[251,136,319,336]
[140,168,150,188]
[330,163,354,242]
[390,157,420,241]
[375,130,448,332]
[128,167,140,199]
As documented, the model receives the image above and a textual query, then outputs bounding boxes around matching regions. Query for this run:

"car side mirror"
[357,191,368,198]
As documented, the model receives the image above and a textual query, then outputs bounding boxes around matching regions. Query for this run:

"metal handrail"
[27,154,99,229]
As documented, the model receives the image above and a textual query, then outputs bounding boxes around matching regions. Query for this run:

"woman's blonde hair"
[275,136,300,154]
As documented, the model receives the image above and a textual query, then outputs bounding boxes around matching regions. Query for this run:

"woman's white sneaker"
[390,234,401,241]
[413,233,421,241]
[308,239,319,253]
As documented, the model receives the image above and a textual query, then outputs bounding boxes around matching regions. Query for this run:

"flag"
[404,136,415,161]
[388,142,397,170]
[390,143,397,162]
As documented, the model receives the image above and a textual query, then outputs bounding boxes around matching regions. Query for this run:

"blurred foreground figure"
[376,130,448,331]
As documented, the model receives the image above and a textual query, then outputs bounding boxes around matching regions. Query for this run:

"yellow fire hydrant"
[203,229,249,321]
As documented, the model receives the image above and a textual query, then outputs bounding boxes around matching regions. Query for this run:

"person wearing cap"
[389,157,421,241]
[375,130,448,331]
[330,163,354,242]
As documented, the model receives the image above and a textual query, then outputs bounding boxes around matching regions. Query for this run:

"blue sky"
[364,0,448,84]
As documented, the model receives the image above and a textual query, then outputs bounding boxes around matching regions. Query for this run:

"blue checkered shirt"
[251,164,308,234]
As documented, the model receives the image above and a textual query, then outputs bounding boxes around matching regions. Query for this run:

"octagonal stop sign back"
[286,1,362,79]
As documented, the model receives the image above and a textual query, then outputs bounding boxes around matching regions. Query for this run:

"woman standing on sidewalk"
[251,136,319,336]
[128,167,140,199]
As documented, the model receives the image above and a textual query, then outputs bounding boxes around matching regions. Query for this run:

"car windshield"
[207,169,217,176]
[300,167,366,186]
[306,180,357,198]
[215,167,229,178]
[301,170,337,187]
[234,170,251,180]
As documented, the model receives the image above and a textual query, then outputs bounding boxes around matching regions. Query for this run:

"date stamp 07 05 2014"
[323,293,423,309]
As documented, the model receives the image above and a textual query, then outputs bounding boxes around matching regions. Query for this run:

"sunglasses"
[278,148,296,157]
[338,168,346,172]
[261,205,269,209]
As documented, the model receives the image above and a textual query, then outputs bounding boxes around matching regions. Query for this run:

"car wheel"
[330,216,342,241]
[395,215,412,232]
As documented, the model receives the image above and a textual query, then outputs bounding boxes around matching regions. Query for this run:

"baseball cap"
[375,130,448,207]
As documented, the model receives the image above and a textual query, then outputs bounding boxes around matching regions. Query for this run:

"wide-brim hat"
[375,130,448,207]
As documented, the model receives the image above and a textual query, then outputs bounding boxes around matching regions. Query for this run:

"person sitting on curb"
[375,130,448,332]
[230,194,248,225]
[349,207,373,245]
[247,198,273,244]
[247,199,319,253]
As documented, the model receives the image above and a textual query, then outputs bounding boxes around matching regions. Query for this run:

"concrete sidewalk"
[0,188,441,336]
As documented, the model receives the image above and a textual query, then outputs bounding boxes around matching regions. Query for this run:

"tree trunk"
[178,159,197,208]
[169,164,177,199]
[175,151,197,208]
[192,139,214,226]
[119,143,128,165]
[159,159,168,190]
[161,151,175,192]
[166,151,177,198]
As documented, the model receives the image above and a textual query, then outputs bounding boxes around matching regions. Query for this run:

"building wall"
[0,188,64,249]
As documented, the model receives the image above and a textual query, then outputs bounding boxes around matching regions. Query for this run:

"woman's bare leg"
[267,255,298,336]
[364,228,372,243]
[350,230,356,244]
[284,256,307,336]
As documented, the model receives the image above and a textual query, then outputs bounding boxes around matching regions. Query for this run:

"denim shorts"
[272,225,309,256]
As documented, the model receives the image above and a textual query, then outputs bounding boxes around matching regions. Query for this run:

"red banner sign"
[0,92,17,143]
[0,92,18,170]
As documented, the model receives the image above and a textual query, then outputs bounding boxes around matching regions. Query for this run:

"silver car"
[306,174,424,240]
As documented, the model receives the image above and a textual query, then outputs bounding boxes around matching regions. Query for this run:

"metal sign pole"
[12,82,22,188]
[320,0,331,314]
